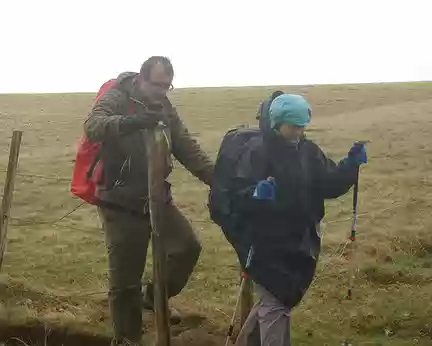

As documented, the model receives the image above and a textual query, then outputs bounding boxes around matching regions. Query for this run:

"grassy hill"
[0,82,431,345]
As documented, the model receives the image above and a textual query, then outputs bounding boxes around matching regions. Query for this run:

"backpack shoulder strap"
[93,79,118,106]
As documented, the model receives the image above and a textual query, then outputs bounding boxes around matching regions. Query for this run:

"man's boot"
[142,282,182,325]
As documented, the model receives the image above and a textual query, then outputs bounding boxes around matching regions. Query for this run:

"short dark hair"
[140,56,174,80]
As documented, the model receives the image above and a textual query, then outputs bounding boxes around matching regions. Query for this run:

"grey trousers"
[235,284,292,346]
[98,203,202,345]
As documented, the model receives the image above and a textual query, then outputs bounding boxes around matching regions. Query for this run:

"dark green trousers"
[98,203,201,345]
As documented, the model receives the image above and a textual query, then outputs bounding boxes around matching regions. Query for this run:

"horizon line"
[1,80,431,95]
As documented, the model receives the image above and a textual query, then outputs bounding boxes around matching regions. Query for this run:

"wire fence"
[3,169,418,244]
[0,169,423,306]
[4,170,414,224]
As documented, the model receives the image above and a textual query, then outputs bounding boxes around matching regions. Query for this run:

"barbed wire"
[2,167,425,304]
[1,170,71,182]
[1,197,423,316]
[2,160,415,226]
[9,201,86,227]
[1,169,200,188]
[324,200,411,225]
[311,200,421,288]
[7,192,416,232]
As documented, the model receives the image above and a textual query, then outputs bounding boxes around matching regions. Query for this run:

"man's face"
[138,63,173,103]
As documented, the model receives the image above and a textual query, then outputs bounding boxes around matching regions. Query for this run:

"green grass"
[0,82,432,345]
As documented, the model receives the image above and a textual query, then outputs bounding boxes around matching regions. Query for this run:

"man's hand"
[119,110,167,133]
[136,110,168,128]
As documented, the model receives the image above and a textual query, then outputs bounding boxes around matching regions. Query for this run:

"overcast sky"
[1,0,431,93]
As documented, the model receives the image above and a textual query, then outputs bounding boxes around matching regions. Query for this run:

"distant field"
[0,82,431,345]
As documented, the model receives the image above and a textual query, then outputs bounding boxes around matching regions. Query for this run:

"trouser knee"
[184,238,202,271]
[188,238,202,262]
[173,236,201,267]
[167,240,202,297]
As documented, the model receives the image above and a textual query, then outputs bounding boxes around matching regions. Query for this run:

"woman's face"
[278,123,305,142]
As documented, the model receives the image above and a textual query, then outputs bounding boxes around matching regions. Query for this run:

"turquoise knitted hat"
[269,94,311,128]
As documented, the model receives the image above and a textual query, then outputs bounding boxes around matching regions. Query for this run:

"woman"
[224,94,368,346]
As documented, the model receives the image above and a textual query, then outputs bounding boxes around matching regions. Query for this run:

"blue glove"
[253,178,277,200]
[345,142,368,167]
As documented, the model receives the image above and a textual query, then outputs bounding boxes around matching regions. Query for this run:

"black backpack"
[208,126,261,228]
[209,90,285,228]
[256,90,284,133]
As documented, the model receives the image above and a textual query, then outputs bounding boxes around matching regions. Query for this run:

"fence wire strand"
[1,168,423,304]
[4,198,418,312]
[1,170,71,182]
[8,200,411,231]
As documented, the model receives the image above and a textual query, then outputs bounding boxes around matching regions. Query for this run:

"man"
[84,56,214,345]
[209,94,367,345]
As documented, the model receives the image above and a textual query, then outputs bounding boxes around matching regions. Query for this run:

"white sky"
[1,0,431,93]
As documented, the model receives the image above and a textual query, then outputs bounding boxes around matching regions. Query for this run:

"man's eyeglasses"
[148,80,174,91]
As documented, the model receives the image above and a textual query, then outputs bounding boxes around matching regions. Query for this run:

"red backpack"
[71,78,121,205]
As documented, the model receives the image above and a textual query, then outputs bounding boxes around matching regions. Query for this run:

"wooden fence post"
[0,131,23,270]
[146,125,171,346]
[239,275,253,327]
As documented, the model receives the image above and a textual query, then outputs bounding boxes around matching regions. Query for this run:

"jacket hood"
[115,72,139,93]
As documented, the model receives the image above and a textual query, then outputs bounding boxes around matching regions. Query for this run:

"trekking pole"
[348,166,359,297]
[343,140,369,346]
[225,246,254,346]
[342,166,359,346]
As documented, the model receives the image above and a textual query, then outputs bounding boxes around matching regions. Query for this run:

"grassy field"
[0,82,431,345]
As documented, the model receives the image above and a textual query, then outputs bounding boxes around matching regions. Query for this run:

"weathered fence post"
[239,275,253,327]
[146,125,171,346]
[0,131,23,270]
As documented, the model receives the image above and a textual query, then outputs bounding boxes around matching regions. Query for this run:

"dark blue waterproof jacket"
[210,128,358,309]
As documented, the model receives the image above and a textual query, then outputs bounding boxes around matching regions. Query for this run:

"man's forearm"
[84,114,124,142]
[170,112,214,185]
[174,140,214,186]
[84,88,127,142]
